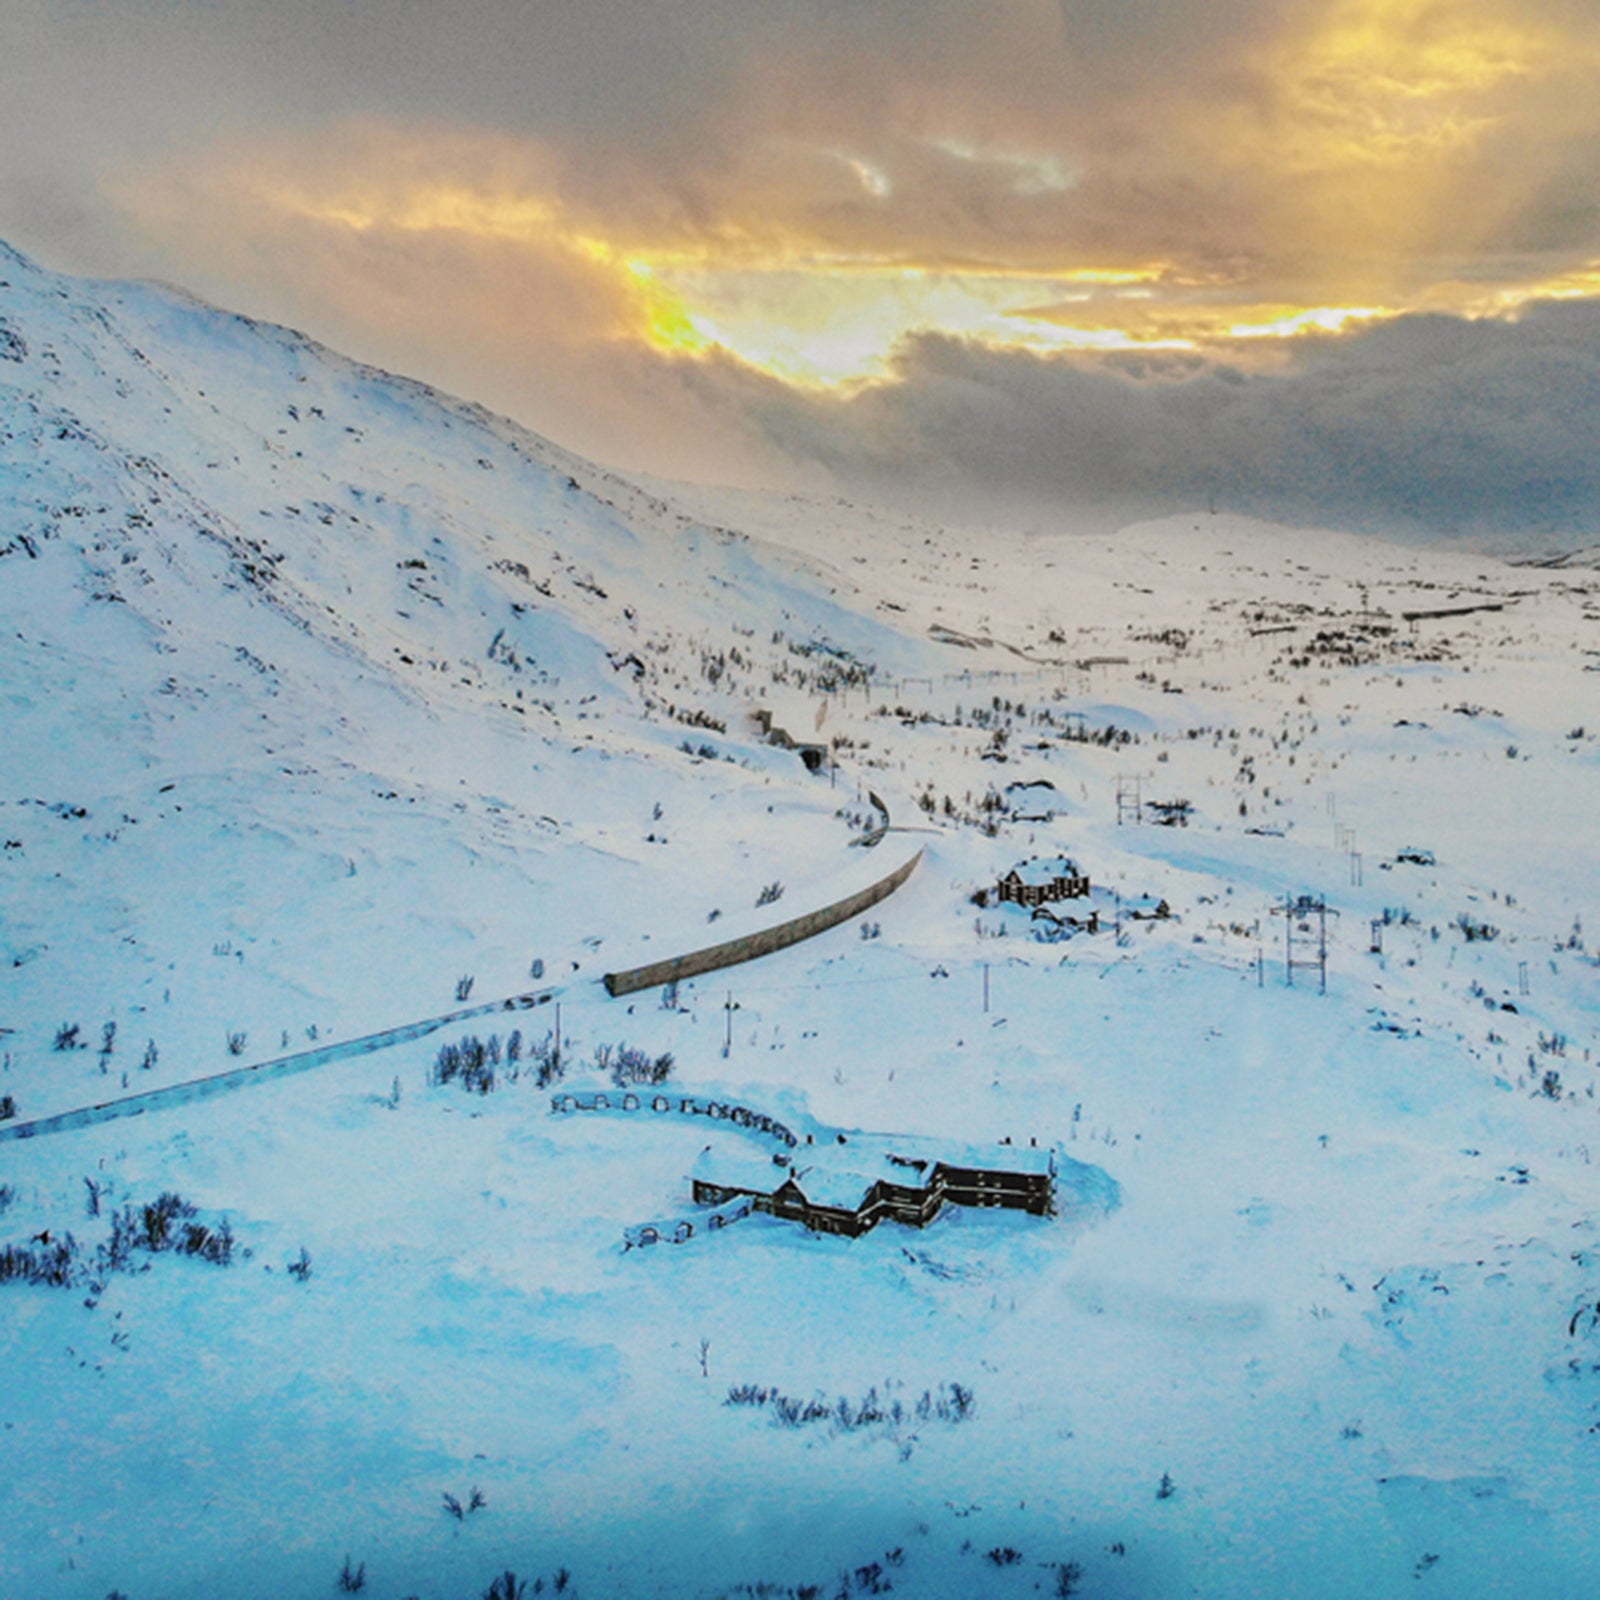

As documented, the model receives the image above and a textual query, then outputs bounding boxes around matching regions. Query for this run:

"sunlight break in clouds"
[44,0,1600,522]
[1268,0,1563,168]
[117,125,1403,392]
[120,123,1212,388]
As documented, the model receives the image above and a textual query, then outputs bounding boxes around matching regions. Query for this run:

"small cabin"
[996,857,1089,908]
[1004,779,1069,822]
[751,706,829,772]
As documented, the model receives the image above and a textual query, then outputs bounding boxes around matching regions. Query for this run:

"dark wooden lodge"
[692,1139,1056,1239]
[996,857,1090,908]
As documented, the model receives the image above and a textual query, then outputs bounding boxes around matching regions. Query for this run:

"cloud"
[733,300,1600,546]
[6,0,1600,539]
[13,0,1598,294]
[95,120,796,485]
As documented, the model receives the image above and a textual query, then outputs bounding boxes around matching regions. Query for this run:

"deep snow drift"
[3,244,1600,1600]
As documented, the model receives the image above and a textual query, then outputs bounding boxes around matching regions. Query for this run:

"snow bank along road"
[0,988,558,1144]
[602,841,922,996]
[0,838,922,1143]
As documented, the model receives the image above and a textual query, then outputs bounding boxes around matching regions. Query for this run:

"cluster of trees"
[0,1189,234,1291]
[591,1042,674,1088]
[725,1379,974,1430]
[432,1030,563,1094]
[432,1033,670,1095]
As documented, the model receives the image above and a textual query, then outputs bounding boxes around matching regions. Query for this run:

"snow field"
[3,244,1600,1598]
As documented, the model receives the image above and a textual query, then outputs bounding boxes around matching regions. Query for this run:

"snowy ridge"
[0,240,924,1115]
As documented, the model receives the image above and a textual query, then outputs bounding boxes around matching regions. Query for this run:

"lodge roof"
[692,1128,1054,1205]
[785,1165,881,1212]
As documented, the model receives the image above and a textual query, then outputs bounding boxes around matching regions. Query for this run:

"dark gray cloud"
[729,302,1600,548]
[11,0,1591,284]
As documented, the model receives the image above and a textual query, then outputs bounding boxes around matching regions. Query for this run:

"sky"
[4,0,1600,544]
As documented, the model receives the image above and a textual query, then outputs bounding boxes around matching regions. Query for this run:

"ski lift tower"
[1273,893,1338,993]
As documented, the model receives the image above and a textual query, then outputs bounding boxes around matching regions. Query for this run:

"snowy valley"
[2,243,1600,1600]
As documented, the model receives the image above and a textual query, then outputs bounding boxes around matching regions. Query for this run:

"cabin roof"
[1004,779,1069,815]
[1008,855,1081,885]
[937,1144,1054,1176]
[692,1144,787,1192]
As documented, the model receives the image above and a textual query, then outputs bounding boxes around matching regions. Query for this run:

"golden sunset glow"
[1488,260,1600,309]
[107,0,1600,415]
[642,261,1207,384]
[1265,0,1562,168]
[214,162,1426,384]
[1225,306,1388,340]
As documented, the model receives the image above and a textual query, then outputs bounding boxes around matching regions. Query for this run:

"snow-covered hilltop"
[3,244,1600,1600]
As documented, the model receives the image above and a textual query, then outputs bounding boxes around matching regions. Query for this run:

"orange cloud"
[107,0,1600,434]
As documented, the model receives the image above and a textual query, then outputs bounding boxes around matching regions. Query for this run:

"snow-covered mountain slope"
[3,244,1600,1600]
[0,240,930,1112]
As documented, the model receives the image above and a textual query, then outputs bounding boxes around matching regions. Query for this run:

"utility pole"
[1115,774,1143,827]
[1276,893,1338,994]
[723,991,734,1058]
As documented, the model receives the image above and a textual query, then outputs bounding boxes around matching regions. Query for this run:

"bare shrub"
[527,1031,563,1087]
[432,1035,497,1094]
[0,1236,78,1287]
[726,1380,973,1431]
[600,1043,674,1088]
